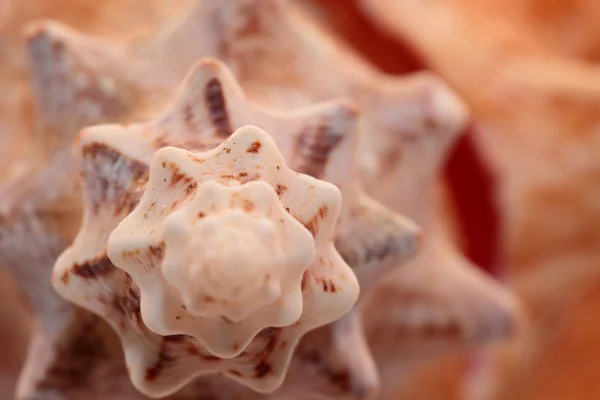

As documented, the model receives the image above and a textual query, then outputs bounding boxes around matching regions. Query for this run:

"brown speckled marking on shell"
[148,242,165,259]
[167,161,187,186]
[205,77,232,137]
[300,271,309,291]
[237,171,260,184]
[315,275,337,293]
[242,199,255,212]
[143,335,226,383]
[299,344,353,394]
[38,314,110,391]
[318,205,328,219]
[303,205,328,237]
[228,369,243,378]
[80,142,149,215]
[246,141,262,153]
[335,228,414,270]
[184,181,198,195]
[112,274,143,329]
[71,253,114,280]
[145,337,176,382]
[143,201,157,219]
[293,125,344,179]
[275,184,288,196]
[254,361,271,378]
[249,327,281,379]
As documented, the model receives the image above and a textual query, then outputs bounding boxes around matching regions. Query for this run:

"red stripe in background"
[310,0,426,73]
[444,125,501,277]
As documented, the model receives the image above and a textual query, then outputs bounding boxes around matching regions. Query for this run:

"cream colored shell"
[105,127,349,358]
[50,57,359,396]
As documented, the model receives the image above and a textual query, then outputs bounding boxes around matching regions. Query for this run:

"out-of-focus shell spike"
[364,238,524,397]
[138,0,287,86]
[286,102,358,183]
[359,73,470,227]
[335,190,422,289]
[25,20,157,158]
[154,58,241,143]
[327,311,379,400]
[283,309,379,400]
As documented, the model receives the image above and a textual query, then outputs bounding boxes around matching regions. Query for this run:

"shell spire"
[103,128,349,358]
[51,55,359,397]
[5,20,367,399]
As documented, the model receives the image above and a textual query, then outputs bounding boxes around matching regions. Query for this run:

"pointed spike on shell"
[285,309,380,400]
[330,311,380,400]
[362,73,470,183]
[287,99,359,183]
[155,58,241,142]
[25,20,139,155]
[366,242,524,365]
[375,74,469,144]
[335,189,422,291]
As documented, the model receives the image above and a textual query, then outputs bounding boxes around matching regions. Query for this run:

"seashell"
[43,47,368,396]
[0,17,180,398]
[53,120,358,396]
[138,0,467,168]
[1,0,516,399]
[13,14,421,398]
[0,19,374,399]
[113,178,315,333]
[29,19,420,291]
